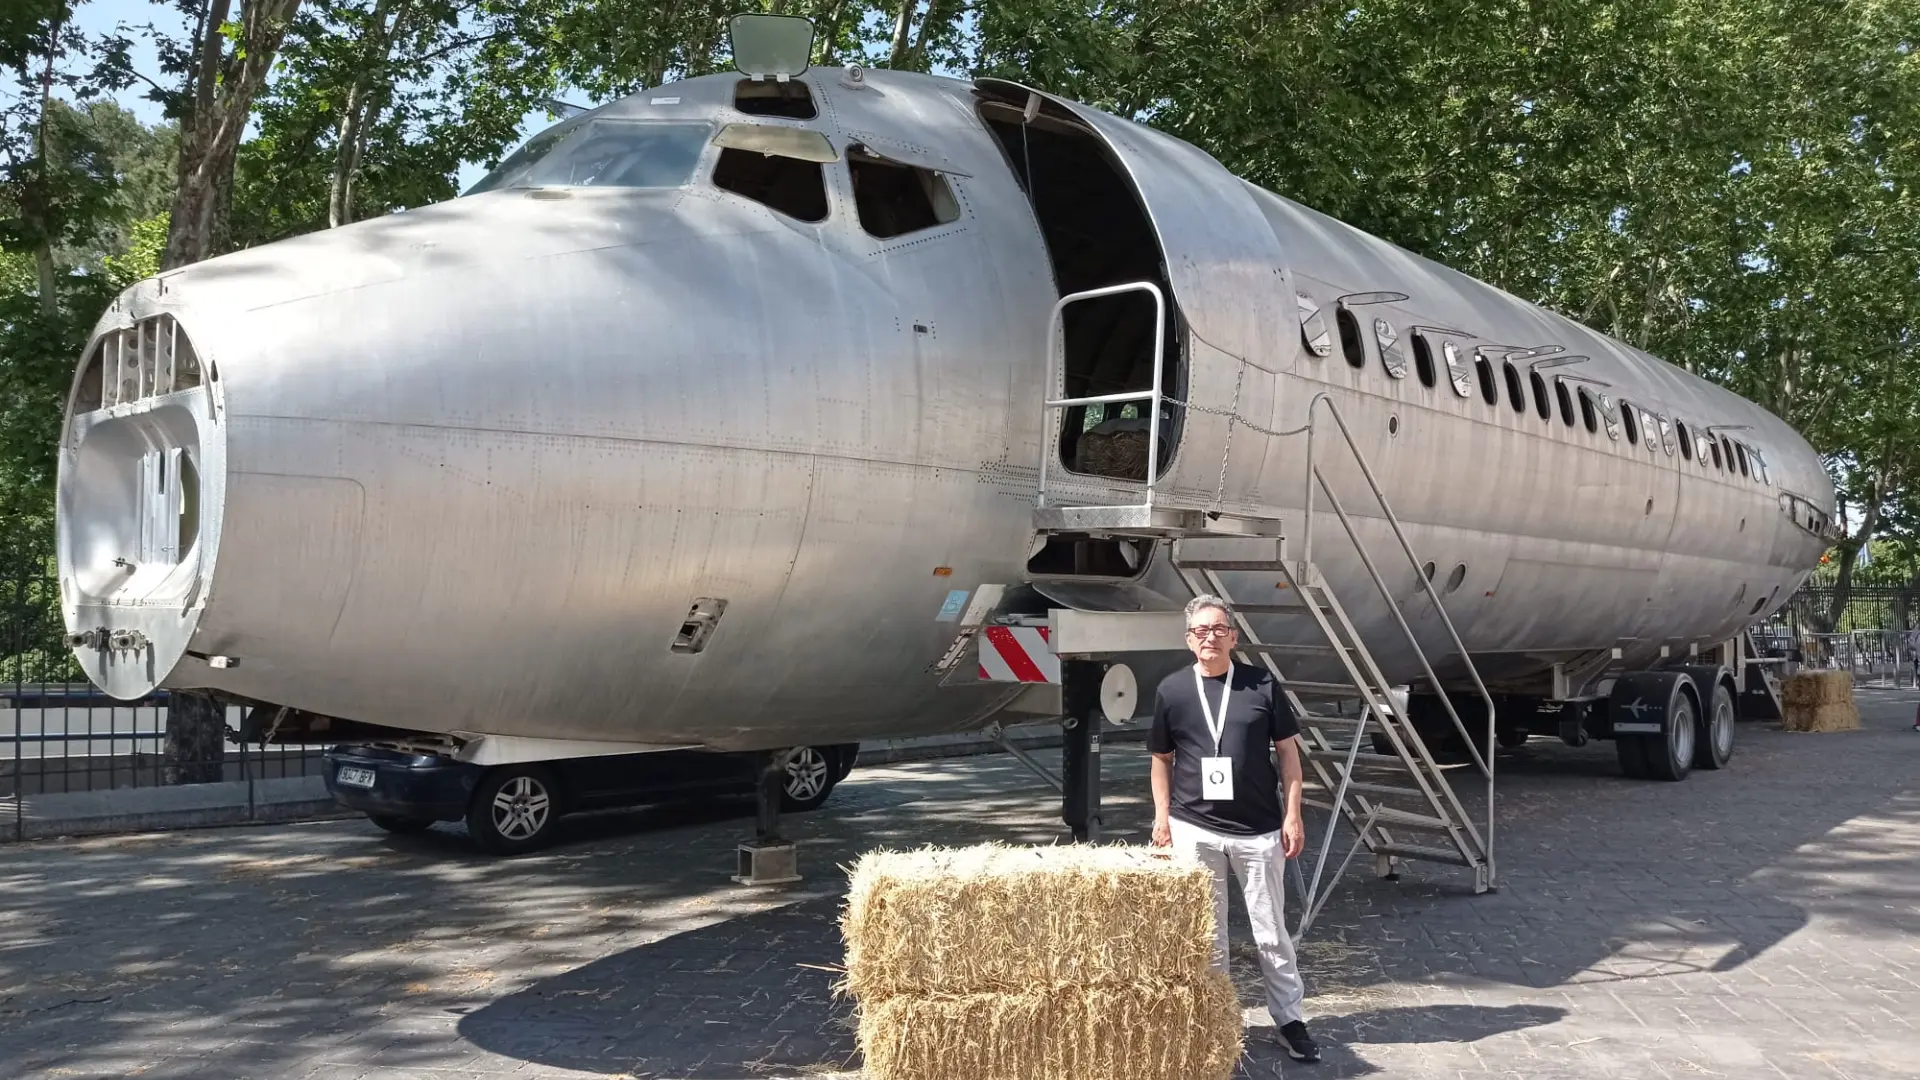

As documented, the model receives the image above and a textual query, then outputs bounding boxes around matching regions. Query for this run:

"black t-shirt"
[1148,663,1300,836]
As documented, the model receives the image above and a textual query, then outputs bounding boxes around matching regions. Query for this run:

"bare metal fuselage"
[57,69,1833,753]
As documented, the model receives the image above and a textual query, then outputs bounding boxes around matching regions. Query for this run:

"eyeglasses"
[1187,625,1234,640]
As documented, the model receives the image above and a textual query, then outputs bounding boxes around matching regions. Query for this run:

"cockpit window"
[849,146,959,239]
[465,121,710,193]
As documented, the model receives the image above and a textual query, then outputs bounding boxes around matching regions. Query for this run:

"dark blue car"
[323,742,858,854]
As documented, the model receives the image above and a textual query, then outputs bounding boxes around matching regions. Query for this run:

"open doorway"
[976,87,1181,579]
[975,88,1182,482]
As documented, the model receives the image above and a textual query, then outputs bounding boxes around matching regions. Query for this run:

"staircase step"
[1305,749,1409,768]
[1236,642,1336,656]
[1358,805,1458,832]
[1371,842,1476,867]
[1307,779,1429,800]
[1174,559,1298,572]
[1228,603,1329,615]
[1280,680,1368,698]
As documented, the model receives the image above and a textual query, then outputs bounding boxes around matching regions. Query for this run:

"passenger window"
[1657,415,1674,456]
[1598,393,1620,440]
[1676,420,1694,461]
[1736,443,1750,477]
[1710,438,1724,469]
[1444,341,1472,397]
[1337,307,1365,368]
[1474,353,1498,405]
[735,78,816,118]
[1621,400,1640,444]
[1529,370,1552,422]
[1578,386,1598,432]
[1720,436,1736,471]
[1554,377,1575,426]
[1751,447,1770,484]
[849,146,959,238]
[1298,293,1332,358]
[714,147,829,221]
[1374,319,1407,379]
[1412,333,1437,388]
[1502,361,1525,414]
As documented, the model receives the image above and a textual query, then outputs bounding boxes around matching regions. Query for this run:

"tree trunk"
[162,0,306,270]
[1826,493,1881,631]
[888,0,917,68]
[911,0,950,70]
[816,0,846,65]
[328,0,409,229]
[163,689,228,785]
[30,9,63,318]
[328,81,367,228]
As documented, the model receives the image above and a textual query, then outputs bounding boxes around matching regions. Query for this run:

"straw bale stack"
[1781,670,1860,732]
[842,843,1242,1080]
[1075,429,1150,481]
[1781,669,1853,707]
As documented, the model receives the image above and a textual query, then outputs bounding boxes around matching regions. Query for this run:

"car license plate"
[337,766,376,789]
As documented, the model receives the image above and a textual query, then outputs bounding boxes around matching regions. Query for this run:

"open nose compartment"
[57,311,226,700]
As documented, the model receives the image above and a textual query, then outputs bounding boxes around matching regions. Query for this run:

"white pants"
[1170,818,1306,1026]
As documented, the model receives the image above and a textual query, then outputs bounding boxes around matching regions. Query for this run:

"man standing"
[1150,594,1319,1063]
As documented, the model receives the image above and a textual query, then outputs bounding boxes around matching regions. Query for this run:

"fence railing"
[3,546,324,841]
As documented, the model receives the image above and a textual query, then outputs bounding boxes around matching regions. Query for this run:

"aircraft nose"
[58,304,225,700]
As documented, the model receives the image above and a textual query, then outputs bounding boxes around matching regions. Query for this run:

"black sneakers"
[1278,1020,1321,1062]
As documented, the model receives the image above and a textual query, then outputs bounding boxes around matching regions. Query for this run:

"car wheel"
[779,746,837,812]
[467,765,562,855]
[368,813,433,834]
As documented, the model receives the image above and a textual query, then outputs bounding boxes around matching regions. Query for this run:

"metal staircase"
[1032,281,1499,939]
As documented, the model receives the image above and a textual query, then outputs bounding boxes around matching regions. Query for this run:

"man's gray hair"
[1184,594,1232,623]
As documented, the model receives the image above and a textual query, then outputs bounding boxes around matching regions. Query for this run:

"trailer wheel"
[1694,680,1736,770]
[1609,672,1695,782]
[467,765,562,855]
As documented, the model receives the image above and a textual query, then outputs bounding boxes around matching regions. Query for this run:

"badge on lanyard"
[1195,663,1235,801]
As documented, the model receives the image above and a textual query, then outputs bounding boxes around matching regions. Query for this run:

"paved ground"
[3,690,1917,1079]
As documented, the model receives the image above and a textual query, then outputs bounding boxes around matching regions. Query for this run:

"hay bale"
[1075,429,1150,481]
[842,844,1244,1080]
[842,844,1216,998]
[1781,669,1853,706]
[1783,701,1860,732]
[857,979,1242,1080]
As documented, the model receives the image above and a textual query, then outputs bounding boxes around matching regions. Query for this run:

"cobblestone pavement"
[3,691,1917,1080]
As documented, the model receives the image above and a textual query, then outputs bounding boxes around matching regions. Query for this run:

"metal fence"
[3,542,323,839]
[1750,585,1920,688]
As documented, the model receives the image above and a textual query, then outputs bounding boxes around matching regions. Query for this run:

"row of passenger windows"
[1302,292,1771,486]
[465,118,960,240]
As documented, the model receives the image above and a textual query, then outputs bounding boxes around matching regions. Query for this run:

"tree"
[158,0,305,269]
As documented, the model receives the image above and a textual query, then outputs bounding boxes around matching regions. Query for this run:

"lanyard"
[1192,662,1233,755]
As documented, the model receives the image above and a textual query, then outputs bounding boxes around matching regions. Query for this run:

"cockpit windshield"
[464,121,712,194]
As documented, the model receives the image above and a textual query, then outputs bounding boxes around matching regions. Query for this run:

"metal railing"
[1294,391,1498,891]
[1035,281,1167,508]
[4,548,321,841]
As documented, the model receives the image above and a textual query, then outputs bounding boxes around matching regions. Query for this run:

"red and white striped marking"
[978,626,1060,683]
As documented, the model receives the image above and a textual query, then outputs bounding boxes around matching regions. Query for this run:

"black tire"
[779,746,838,812]
[1643,686,1695,782]
[831,743,859,782]
[368,813,433,834]
[466,764,562,855]
[1694,680,1736,770]
[1496,726,1529,749]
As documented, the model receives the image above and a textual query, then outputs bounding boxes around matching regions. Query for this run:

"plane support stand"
[734,749,801,886]
[1061,659,1104,843]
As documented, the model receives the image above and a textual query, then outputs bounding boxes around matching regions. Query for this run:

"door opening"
[976,89,1183,487]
